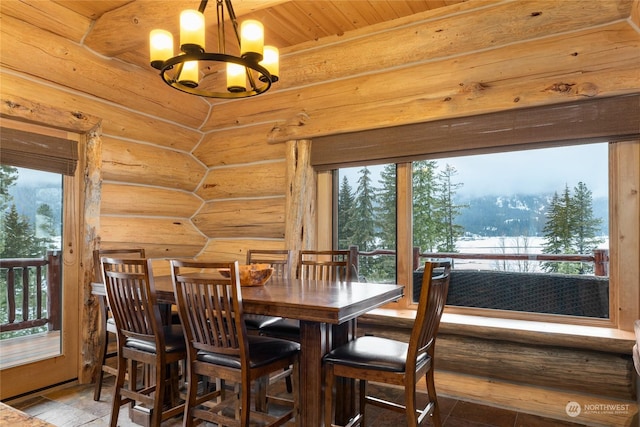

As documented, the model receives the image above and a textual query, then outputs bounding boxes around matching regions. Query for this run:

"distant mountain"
[455,193,608,237]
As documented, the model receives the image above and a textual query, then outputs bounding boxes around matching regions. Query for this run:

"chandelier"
[149,0,279,98]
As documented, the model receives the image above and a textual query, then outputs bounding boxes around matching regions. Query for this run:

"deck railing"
[347,245,610,317]
[348,245,609,276]
[0,251,61,333]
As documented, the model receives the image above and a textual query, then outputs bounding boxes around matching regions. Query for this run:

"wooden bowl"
[219,264,274,286]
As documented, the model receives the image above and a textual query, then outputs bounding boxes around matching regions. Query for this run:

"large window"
[336,143,609,320]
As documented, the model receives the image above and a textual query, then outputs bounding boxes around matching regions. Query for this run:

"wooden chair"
[260,249,353,340]
[102,257,186,427]
[323,260,451,427]
[246,249,293,279]
[92,248,145,401]
[170,259,300,427]
[297,249,353,281]
[243,249,292,332]
[258,250,353,393]
[260,251,353,341]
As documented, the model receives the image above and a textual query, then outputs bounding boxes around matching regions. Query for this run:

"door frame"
[0,102,100,399]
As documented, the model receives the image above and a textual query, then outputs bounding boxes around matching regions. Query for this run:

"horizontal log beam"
[199,239,287,263]
[194,123,287,166]
[197,161,286,200]
[193,199,285,238]
[0,14,209,128]
[102,137,206,191]
[101,184,203,217]
[203,8,640,135]
[201,0,633,94]
[0,73,202,152]
[202,23,640,142]
[1,0,91,42]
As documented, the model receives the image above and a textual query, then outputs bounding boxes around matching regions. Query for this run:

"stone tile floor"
[7,375,589,427]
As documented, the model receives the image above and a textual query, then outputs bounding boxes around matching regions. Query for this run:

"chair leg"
[109,355,127,427]
[255,377,268,412]
[425,369,442,427]
[94,297,110,401]
[292,358,301,427]
[151,358,166,427]
[93,333,108,401]
[240,382,250,426]
[183,366,198,427]
[405,382,418,427]
[359,379,366,427]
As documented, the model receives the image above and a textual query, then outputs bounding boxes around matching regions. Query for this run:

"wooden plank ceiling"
[4,0,465,71]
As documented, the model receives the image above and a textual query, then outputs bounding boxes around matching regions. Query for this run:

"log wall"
[1,0,639,406]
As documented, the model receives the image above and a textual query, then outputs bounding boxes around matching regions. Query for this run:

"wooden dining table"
[92,275,404,427]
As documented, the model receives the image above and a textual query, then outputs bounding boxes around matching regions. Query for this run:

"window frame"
[315,95,640,331]
[328,142,630,328]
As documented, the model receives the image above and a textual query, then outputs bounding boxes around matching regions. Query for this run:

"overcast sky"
[343,142,609,198]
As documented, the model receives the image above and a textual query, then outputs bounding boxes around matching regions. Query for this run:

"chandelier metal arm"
[159,52,272,98]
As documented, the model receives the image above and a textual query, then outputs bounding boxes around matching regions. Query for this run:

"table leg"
[299,320,329,427]
[331,320,357,424]
[298,319,357,427]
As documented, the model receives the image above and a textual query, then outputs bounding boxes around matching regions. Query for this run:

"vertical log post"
[80,125,103,384]
[284,139,315,278]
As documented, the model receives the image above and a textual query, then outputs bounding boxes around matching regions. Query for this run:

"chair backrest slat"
[409,260,451,362]
[171,260,246,359]
[93,248,145,282]
[246,249,292,279]
[298,250,352,281]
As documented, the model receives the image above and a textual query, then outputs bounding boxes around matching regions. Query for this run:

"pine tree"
[412,160,440,252]
[0,165,19,255]
[542,183,602,274]
[337,176,356,250]
[571,181,604,273]
[1,205,44,258]
[351,168,377,278]
[542,189,570,272]
[436,164,466,252]
[1,165,18,211]
[375,164,396,250]
[373,164,397,282]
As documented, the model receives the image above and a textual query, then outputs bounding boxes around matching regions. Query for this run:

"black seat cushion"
[323,336,428,372]
[125,325,186,354]
[197,335,300,369]
[244,314,283,330]
[259,318,300,338]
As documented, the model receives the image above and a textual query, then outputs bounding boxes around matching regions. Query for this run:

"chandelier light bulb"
[180,9,205,52]
[240,20,264,61]
[227,62,246,92]
[260,45,279,82]
[179,60,199,88]
[149,29,174,68]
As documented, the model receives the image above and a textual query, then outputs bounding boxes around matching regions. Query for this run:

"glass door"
[0,130,81,399]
